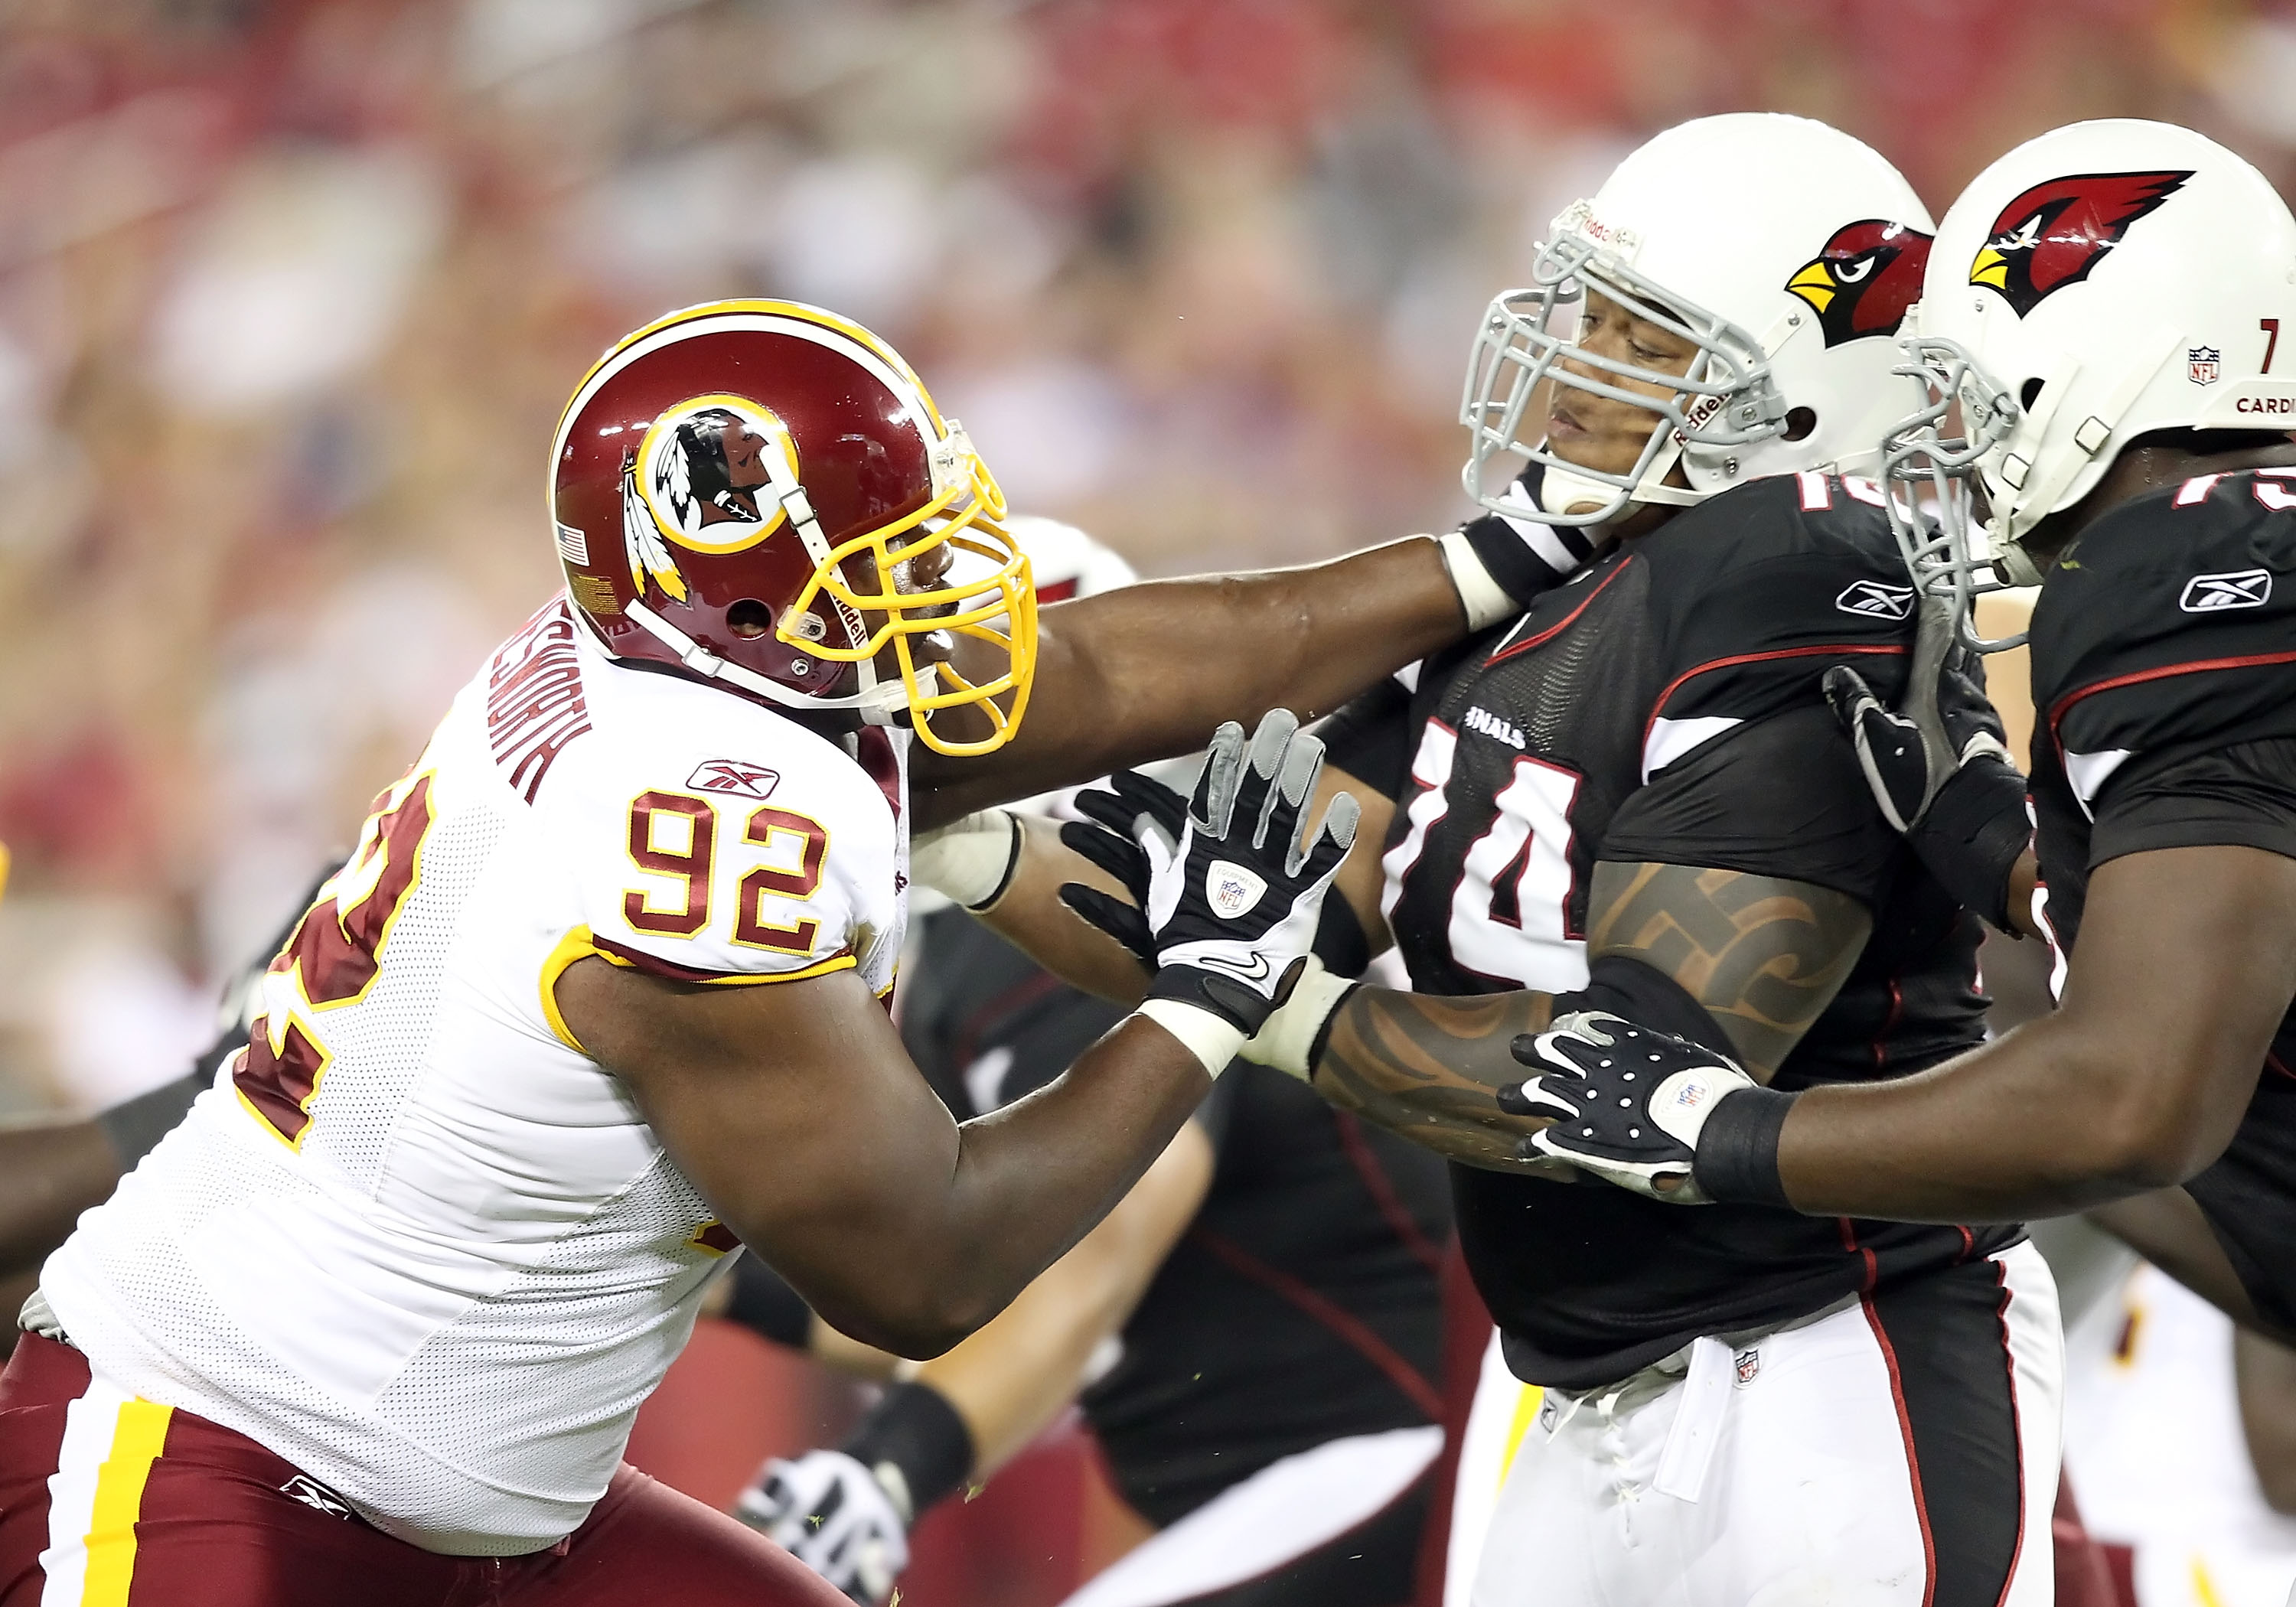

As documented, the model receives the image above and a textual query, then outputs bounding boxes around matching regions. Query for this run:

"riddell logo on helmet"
[1783,220,1932,348]
[1968,171,2193,317]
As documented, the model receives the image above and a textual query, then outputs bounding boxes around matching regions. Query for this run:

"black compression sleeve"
[723,1255,814,1351]
[1910,758,2030,932]
[1554,953,1737,1058]
[841,1381,977,1524]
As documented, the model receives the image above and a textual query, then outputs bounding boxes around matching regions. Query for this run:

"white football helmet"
[1885,119,2296,650]
[1462,113,1936,526]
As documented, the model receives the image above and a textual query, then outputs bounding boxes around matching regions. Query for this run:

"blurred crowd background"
[0,0,2281,1113]
[4,2,2294,1602]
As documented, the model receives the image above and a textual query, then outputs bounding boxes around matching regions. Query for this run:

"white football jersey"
[2064,1262,2296,1607]
[40,598,908,1556]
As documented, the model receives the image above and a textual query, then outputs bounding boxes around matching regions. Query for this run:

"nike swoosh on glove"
[736,1449,908,1605]
[1068,710,1357,1038]
[1496,1011,1756,1203]
[1823,598,2030,931]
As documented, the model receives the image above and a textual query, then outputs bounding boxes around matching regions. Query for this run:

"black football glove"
[1058,768,1193,966]
[1497,1012,1759,1204]
[1060,711,1356,1037]
[1823,598,2031,932]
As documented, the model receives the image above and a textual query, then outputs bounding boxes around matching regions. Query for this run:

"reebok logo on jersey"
[1463,706,1527,749]
[1205,860,1267,920]
[279,1475,355,1520]
[687,759,781,798]
[2180,569,2272,613]
[1835,579,1914,621]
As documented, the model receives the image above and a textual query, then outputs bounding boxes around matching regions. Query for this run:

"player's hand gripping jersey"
[1322,473,2006,1387]
[2028,468,2296,1334]
[38,599,907,1555]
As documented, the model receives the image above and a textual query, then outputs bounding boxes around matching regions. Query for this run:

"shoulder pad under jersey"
[2033,468,2296,776]
[1638,472,1919,732]
[540,659,900,986]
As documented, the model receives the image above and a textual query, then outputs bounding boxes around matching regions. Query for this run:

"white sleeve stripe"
[1641,716,1743,784]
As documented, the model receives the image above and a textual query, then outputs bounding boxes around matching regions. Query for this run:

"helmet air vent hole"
[1782,407,1817,442]
[726,599,772,639]
[2020,378,2044,411]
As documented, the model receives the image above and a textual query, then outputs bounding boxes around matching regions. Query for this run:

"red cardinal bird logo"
[1970,171,2192,316]
[1785,220,1932,348]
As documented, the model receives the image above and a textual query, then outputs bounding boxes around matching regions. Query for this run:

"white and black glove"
[1060,710,1357,1068]
[1062,761,1358,1081]
[1822,598,2031,932]
[737,1449,909,1605]
[1497,1012,1763,1204]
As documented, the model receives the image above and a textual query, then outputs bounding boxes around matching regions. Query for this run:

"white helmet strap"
[621,595,911,720]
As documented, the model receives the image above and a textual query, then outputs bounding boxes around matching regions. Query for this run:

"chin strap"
[622,595,915,720]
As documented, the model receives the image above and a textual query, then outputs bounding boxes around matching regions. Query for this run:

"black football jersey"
[897,906,1451,1526]
[2027,468,2296,1332]
[1322,473,2004,1390]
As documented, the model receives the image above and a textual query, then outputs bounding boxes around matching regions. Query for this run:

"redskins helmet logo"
[1969,171,2193,316]
[622,396,802,603]
[1784,220,1932,347]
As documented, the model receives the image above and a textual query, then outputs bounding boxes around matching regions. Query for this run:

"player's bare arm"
[559,960,1208,1358]
[910,543,1475,830]
[910,1120,1213,1475]
[1312,862,1870,1170]
[1769,845,2296,1221]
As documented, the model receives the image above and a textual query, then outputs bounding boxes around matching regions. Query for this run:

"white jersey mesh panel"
[38,606,905,1555]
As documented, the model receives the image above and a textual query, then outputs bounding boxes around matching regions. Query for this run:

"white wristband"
[909,809,1020,911]
[1238,957,1355,1081]
[1438,530,1517,631]
[1134,999,1247,1077]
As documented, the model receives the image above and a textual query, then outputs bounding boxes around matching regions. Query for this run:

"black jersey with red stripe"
[2028,467,2296,1329]
[1322,471,2004,1390]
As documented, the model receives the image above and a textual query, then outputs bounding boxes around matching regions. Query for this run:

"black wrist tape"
[1457,508,1593,608]
[842,1380,975,1525]
[1146,966,1262,1035]
[1913,760,2031,933]
[1691,1085,1797,1208]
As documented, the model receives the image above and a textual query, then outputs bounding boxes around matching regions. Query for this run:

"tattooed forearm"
[1584,861,1870,1081]
[1316,988,1573,1175]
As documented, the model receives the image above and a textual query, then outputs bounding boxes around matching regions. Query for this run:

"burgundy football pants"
[0,1333,845,1607]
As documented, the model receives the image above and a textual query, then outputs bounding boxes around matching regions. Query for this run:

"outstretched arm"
[913,540,1469,829]
[562,960,1208,1358]
[1312,861,1872,1171]
[1768,846,2296,1221]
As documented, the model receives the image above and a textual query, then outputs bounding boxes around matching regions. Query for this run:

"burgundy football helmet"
[550,301,1034,755]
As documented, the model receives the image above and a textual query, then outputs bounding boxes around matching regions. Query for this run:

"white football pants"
[1470,1243,2063,1607]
